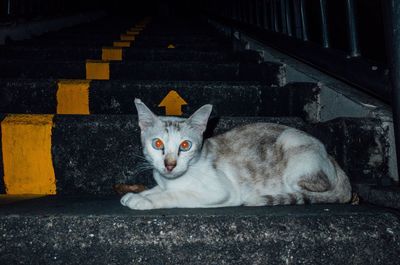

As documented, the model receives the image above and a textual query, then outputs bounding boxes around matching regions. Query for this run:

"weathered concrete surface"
[0,115,386,195]
[309,118,389,184]
[0,47,260,62]
[354,184,400,210]
[0,115,384,195]
[50,116,305,195]
[0,60,282,83]
[0,197,399,265]
[89,81,318,118]
[0,80,318,118]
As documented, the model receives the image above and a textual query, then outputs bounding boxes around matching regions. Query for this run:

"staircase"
[0,14,399,264]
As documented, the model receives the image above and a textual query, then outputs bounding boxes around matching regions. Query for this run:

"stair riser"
[0,49,259,62]
[0,213,399,264]
[0,62,282,83]
[32,35,228,44]
[13,38,230,48]
[0,81,317,119]
[0,116,387,195]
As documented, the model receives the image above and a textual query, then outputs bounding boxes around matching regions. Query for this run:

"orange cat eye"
[152,138,164,150]
[179,140,192,151]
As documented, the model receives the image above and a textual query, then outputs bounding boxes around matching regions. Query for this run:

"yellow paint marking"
[158,90,187,116]
[168,44,176,49]
[120,34,135,41]
[127,30,140,35]
[86,60,110,80]
[0,195,46,205]
[113,41,131,47]
[1,114,56,195]
[57,80,90,114]
[102,47,123,61]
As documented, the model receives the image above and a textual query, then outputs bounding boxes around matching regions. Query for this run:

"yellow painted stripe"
[113,41,131,47]
[0,194,46,205]
[102,47,123,61]
[86,60,110,80]
[57,80,90,114]
[120,34,135,41]
[1,114,56,195]
[126,30,140,35]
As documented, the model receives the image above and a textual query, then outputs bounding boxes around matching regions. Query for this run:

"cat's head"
[134,98,212,179]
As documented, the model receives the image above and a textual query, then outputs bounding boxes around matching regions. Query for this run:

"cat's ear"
[134,98,158,131]
[187,104,213,134]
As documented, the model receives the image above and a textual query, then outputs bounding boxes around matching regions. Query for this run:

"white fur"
[121,99,351,210]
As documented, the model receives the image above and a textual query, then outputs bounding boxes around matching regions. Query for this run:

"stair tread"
[0,195,394,217]
[0,196,399,264]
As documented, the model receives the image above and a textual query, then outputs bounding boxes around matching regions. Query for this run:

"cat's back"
[203,123,289,157]
[209,122,289,146]
[203,122,324,162]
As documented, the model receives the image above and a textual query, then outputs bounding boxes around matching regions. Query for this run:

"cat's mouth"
[160,168,184,180]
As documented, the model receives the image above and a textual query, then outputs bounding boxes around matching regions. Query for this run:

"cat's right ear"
[134,98,158,131]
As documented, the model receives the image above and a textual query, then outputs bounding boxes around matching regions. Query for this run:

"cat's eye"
[179,140,192,152]
[152,138,164,150]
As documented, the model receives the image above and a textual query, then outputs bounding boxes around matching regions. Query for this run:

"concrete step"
[0,115,387,195]
[0,47,260,62]
[4,18,145,44]
[11,39,231,50]
[32,20,140,36]
[31,33,227,44]
[0,60,282,82]
[132,40,231,50]
[0,196,399,265]
[0,80,316,118]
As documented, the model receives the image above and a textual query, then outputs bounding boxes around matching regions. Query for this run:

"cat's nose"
[164,159,177,172]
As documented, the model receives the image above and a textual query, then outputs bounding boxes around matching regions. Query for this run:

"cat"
[120,99,352,210]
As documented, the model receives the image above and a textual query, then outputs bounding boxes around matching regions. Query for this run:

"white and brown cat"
[120,99,351,210]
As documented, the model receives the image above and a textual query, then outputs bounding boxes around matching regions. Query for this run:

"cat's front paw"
[120,193,154,210]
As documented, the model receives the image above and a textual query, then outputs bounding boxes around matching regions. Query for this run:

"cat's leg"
[120,185,162,208]
[121,188,230,210]
[297,171,331,192]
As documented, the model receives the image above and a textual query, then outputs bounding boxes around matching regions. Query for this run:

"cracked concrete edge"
[208,18,398,182]
[0,11,107,45]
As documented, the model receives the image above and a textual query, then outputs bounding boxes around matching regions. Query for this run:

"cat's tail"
[326,157,352,203]
[261,157,352,206]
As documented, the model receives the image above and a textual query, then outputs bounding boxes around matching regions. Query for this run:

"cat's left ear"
[187,104,213,134]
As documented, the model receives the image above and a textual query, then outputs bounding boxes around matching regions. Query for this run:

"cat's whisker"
[131,162,154,177]
[131,153,147,161]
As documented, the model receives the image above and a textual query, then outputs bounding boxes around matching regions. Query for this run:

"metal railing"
[204,0,400,183]
[206,0,388,99]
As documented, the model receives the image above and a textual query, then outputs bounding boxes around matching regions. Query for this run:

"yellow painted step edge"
[113,41,131,47]
[86,60,110,80]
[1,114,56,195]
[102,47,123,61]
[57,80,91,114]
